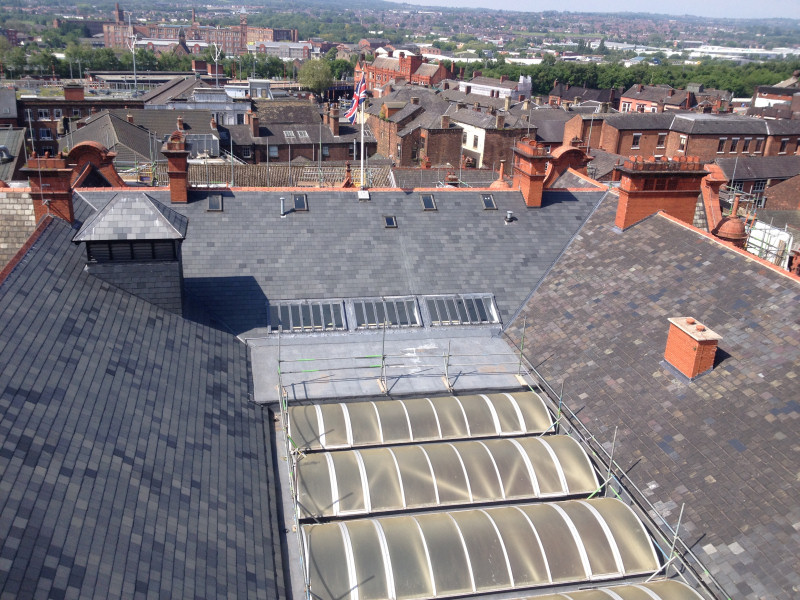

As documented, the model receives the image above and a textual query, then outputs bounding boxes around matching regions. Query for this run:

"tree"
[329,58,353,80]
[298,59,333,95]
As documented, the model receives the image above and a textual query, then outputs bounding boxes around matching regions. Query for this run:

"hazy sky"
[398,0,800,20]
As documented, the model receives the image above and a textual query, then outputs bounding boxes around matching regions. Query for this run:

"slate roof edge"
[0,215,54,286]
[654,211,800,284]
[503,189,612,330]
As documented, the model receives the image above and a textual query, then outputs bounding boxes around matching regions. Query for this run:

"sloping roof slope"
[505,196,800,600]
[81,188,605,336]
[715,155,800,181]
[73,192,188,241]
[0,205,282,598]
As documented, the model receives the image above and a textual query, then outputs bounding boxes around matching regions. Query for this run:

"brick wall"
[483,129,521,170]
[0,190,36,268]
[423,127,462,167]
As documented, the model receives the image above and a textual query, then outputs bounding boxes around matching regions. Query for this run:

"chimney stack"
[177,115,184,130]
[330,105,340,136]
[664,317,721,379]
[410,96,419,105]
[495,113,505,129]
[127,113,134,124]
[511,138,551,208]
[63,85,85,102]
[20,152,75,224]
[161,131,190,204]
[504,96,511,111]
[210,117,217,130]
[440,114,450,129]
[250,112,260,138]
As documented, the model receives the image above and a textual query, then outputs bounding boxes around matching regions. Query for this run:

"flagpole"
[360,98,365,189]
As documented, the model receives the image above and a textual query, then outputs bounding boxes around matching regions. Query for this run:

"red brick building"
[356,54,454,93]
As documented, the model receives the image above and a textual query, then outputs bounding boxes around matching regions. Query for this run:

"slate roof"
[671,113,776,135]
[73,192,188,241]
[0,189,35,268]
[80,188,606,337]
[754,208,800,234]
[0,201,282,598]
[108,109,220,138]
[60,112,154,166]
[604,112,676,131]
[715,155,800,181]
[0,88,18,120]
[549,82,618,104]
[140,76,210,105]
[439,88,513,112]
[450,108,524,130]
[587,148,627,180]
[469,76,518,90]
[505,196,800,600]
[621,83,679,102]
[0,127,25,182]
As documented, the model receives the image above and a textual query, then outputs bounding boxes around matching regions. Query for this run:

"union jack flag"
[344,73,367,124]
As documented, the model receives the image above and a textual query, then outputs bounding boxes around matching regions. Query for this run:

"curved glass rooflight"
[514,580,704,599]
[288,391,553,452]
[302,498,660,600]
[296,435,599,520]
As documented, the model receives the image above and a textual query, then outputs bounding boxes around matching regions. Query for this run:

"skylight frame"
[352,296,420,330]
[424,293,500,326]
[384,215,397,228]
[293,194,308,212]
[420,193,437,211]
[481,194,497,210]
[207,194,223,212]
[268,300,346,333]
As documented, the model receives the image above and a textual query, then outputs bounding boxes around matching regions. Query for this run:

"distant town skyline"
[399,0,800,21]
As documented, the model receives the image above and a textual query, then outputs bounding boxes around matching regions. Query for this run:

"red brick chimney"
[495,113,505,129]
[161,130,190,204]
[246,111,259,138]
[614,156,708,230]
[127,113,134,124]
[63,85,85,102]
[664,317,722,379]
[330,105,339,136]
[177,115,184,131]
[20,152,75,224]
[512,138,551,208]
[440,114,449,129]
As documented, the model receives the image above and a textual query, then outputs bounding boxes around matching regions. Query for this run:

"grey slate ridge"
[60,112,155,166]
[81,188,605,337]
[73,192,188,242]
[0,201,282,599]
[505,196,800,600]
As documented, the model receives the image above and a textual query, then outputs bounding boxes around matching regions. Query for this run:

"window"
[481,194,496,210]
[283,130,296,140]
[424,294,499,326]
[384,215,397,228]
[779,138,789,154]
[293,194,308,211]
[751,180,766,194]
[297,130,310,141]
[717,138,727,153]
[631,133,642,149]
[462,131,467,144]
[472,135,478,148]
[621,101,631,112]
[678,135,687,152]
[754,138,764,153]
[237,113,244,125]
[268,300,346,333]
[656,133,667,148]
[322,145,329,157]
[72,108,82,117]
[53,108,62,119]
[241,147,252,158]
[730,138,739,153]
[207,194,223,211]
[37,108,50,120]
[353,297,419,329]
[268,145,278,158]
[39,128,52,140]
[420,193,436,211]
[742,138,751,153]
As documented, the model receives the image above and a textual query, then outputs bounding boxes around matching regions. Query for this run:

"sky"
[397,0,800,20]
